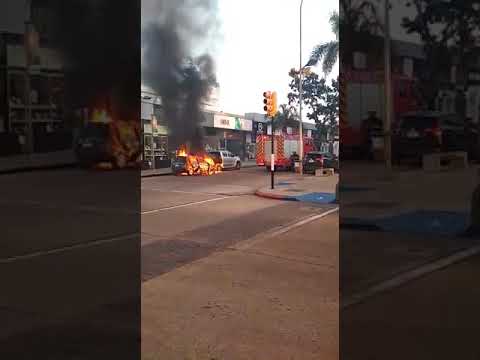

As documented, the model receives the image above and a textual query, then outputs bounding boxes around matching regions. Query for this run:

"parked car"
[302,151,338,174]
[208,150,241,170]
[392,111,479,163]
[171,155,188,175]
[74,123,111,167]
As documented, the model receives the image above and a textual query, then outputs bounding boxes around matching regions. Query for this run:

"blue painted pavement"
[376,210,469,236]
[343,210,469,236]
[295,192,336,204]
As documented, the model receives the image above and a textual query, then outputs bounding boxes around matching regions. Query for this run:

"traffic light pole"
[271,115,275,189]
[263,91,277,189]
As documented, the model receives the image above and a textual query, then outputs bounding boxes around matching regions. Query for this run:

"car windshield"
[209,152,221,160]
[174,156,186,164]
[306,153,323,160]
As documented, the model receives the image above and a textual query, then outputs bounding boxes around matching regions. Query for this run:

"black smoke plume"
[39,0,140,121]
[141,0,219,153]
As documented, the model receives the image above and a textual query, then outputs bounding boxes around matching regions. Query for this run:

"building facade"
[0,1,73,167]
[140,91,254,169]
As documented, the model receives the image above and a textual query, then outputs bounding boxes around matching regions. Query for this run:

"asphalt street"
[141,166,335,281]
[141,167,339,359]
[1,168,140,358]
[0,166,335,358]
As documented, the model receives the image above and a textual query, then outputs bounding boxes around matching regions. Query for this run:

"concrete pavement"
[141,167,338,359]
[341,161,478,235]
[142,212,339,360]
[342,254,480,360]
[340,161,480,359]
[255,173,338,204]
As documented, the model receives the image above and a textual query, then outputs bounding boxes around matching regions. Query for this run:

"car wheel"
[235,161,241,170]
[187,168,194,176]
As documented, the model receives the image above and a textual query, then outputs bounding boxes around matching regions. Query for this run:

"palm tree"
[307,12,339,75]
[273,104,299,129]
[307,1,383,75]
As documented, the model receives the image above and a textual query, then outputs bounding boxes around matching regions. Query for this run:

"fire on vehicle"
[171,146,221,176]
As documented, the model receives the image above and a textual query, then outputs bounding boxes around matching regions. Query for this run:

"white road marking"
[141,196,235,215]
[343,244,480,309]
[269,207,339,237]
[0,233,138,264]
[233,207,339,251]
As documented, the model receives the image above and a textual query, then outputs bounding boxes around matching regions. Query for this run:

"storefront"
[141,98,170,170]
[0,34,72,159]
[203,113,253,160]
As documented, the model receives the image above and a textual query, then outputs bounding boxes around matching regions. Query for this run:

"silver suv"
[208,150,241,170]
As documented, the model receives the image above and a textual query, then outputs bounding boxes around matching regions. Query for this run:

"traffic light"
[263,91,278,118]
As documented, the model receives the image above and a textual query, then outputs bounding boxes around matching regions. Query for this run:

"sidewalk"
[0,150,76,173]
[142,213,339,360]
[141,160,259,177]
[255,173,338,204]
[340,161,478,236]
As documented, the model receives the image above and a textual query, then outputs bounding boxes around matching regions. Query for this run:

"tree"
[339,0,383,70]
[287,69,339,143]
[402,0,480,114]
[273,104,299,129]
[307,12,339,75]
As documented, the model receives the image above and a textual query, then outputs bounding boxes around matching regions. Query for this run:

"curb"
[141,172,172,178]
[255,189,338,204]
[254,189,299,201]
[0,163,77,175]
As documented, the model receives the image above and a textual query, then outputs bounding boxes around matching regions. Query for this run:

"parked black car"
[74,123,111,167]
[171,155,188,175]
[392,111,480,163]
[303,151,338,174]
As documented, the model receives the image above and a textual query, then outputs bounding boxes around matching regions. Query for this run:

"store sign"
[214,114,252,131]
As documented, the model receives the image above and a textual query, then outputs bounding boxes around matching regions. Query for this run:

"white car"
[208,150,241,170]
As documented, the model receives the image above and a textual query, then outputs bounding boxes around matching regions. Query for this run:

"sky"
[215,0,339,117]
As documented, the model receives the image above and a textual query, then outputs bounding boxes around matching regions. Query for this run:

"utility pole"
[271,114,275,189]
[384,0,392,170]
[263,91,277,189]
[24,0,33,154]
[298,0,304,175]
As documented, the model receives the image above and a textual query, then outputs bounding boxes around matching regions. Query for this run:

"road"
[0,168,140,359]
[0,166,338,359]
[141,166,339,359]
[141,166,335,281]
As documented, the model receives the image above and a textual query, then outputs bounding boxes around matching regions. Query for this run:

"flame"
[176,146,220,176]
[90,108,141,170]
[176,147,188,157]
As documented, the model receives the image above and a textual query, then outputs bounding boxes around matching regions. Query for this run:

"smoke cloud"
[44,0,140,120]
[141,0,220,153]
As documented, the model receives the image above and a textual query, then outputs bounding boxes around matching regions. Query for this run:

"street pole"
[271,114,275,189]
[384,0,392,170]
[298,0,304,175]
[24,0,33,154]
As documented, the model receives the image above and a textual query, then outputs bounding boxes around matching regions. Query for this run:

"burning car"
[172,147,220,176]
[75,108,141,169]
